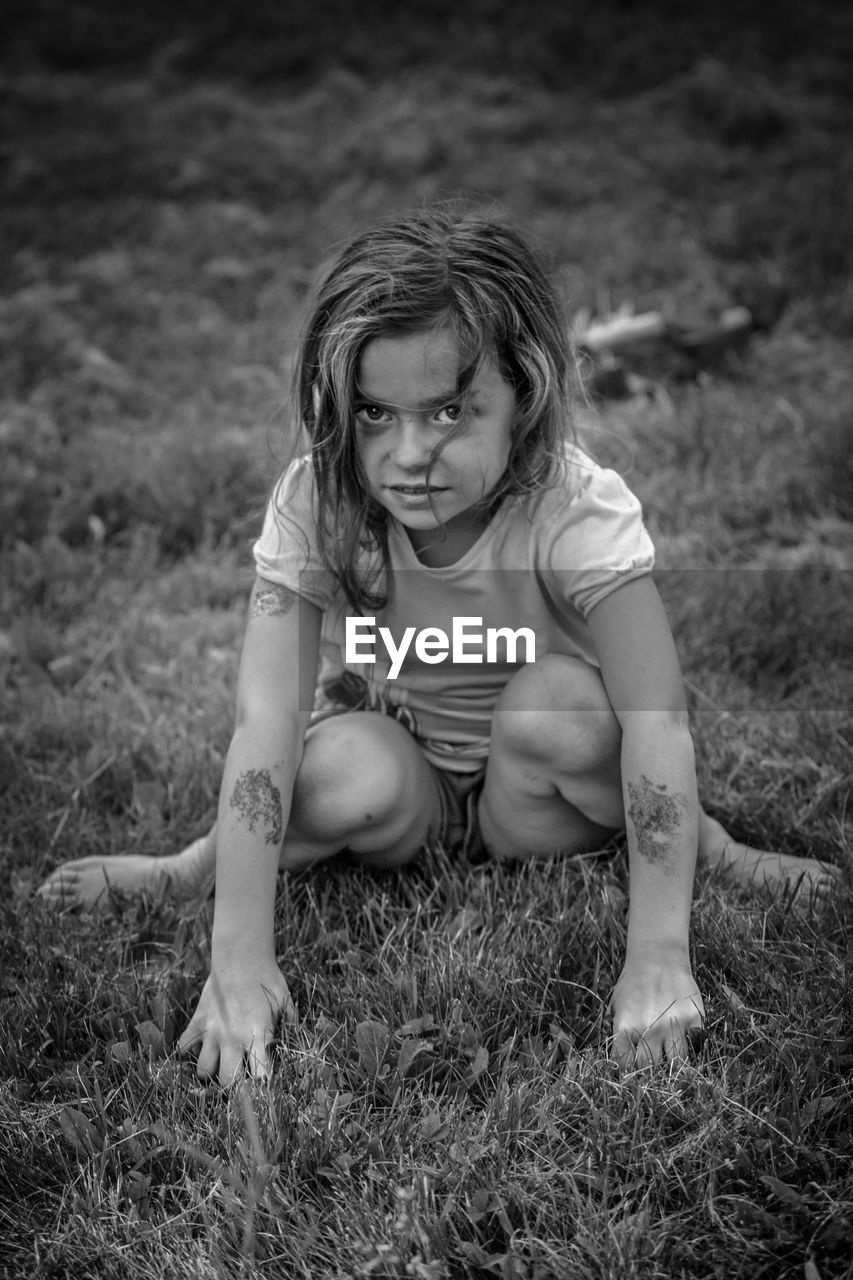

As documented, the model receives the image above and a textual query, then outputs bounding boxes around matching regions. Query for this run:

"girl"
[40,208,832,1082]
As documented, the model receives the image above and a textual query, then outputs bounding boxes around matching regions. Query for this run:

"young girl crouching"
[39,208,834,1082]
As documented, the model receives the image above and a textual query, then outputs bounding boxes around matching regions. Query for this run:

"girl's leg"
[280,711,442,871]
[479,654,836,895]
[37,830,217,908]
[478,654,624,859]
[38,713,442,908]
[695,811,837,896]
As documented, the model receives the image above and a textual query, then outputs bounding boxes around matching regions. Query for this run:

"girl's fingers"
[177,975,292,1083]
[613,1016,705,1069]
[623,1021,705,1070]
[633,1037,658,1069]
[195,1037,221,1081]
[177,1022,204,1055]
[217,1043,245,1086]
[246,1036,271,1081]
[178,1025,239,1084]
[611,1026,652,1071]
[662,1033,690,1067]
[257,979,296,1027]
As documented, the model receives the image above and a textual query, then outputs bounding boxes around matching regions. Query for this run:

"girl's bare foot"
[38,835,215,910]
[698,812,838,902]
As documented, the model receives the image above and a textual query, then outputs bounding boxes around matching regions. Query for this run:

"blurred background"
[2,0,851,537]
[4,0,853,95]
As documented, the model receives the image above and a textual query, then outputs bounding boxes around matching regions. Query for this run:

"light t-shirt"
[253,444,655,772]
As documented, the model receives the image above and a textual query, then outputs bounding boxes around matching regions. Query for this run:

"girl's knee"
[492,654,621,770]
[291,714,435,843]
[497,653,608,711]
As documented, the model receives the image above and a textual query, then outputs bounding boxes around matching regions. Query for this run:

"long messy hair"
[293,205,579,610]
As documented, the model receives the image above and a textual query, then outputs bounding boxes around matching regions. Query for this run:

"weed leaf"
[397,1037,434,1079]
[722,982,747,1014]
[58,1106,104,1156]
[467,1045,490,1086]
[759,1174,807,1207]
[420,1107,450,1142]
[399,1014,435,1036]
[355,1020,390,1075]
[448,907,483,940]
[136,1019,167,1057]
[109,1039,132,1064]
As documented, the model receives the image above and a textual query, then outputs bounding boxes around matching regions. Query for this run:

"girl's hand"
[609,951,705,1070]
[178,954,296,1085]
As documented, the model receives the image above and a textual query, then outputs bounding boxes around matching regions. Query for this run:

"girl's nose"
[392,417,430,469]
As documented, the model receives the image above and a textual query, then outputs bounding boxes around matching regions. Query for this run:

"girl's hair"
[293,204,578,610]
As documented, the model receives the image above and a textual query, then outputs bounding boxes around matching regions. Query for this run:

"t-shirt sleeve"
[252,454,336,609]
[540,459,655,618]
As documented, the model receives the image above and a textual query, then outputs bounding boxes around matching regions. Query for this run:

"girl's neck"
[404,510,491,567]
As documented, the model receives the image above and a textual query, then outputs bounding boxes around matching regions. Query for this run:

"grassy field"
[1,4,852,1277]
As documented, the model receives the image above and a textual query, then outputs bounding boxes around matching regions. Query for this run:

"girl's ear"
[311,383,321,417]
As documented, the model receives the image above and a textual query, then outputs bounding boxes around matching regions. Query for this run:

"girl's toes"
[782,861,839,909]
[37,865,113,909]
[39,881,82,907]
[815,868,840,899]
[37,871,78,896]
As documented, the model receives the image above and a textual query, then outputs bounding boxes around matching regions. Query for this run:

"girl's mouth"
[387,483,448,507]
[389,484,448,496]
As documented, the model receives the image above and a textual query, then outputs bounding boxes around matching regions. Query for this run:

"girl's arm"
[178,576,321,1084]
[587,576,705,1067]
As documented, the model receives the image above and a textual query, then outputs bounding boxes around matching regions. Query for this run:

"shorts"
[431,765,485,856]
[308,672,486,857]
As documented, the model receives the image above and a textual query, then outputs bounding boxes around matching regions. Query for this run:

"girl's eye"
[435,403,462,425]
[355,405,389,426]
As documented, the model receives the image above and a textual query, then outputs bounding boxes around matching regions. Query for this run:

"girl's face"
[354,328,517,561]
